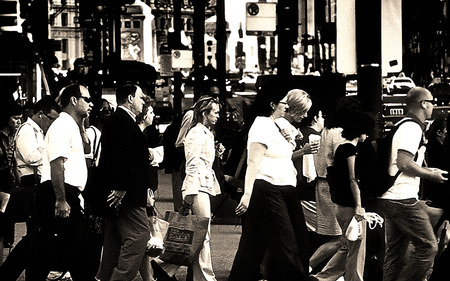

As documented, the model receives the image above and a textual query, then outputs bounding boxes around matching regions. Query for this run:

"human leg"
[109,204,150,281]
[171,171,184,212]
[228,181,268,281]
[309,235,346,271]
[285,185,310,273]
[337,206,366,281]
[381,199,438,281]
[191,192,215,281]
[261,183,305,281]
[97,217,122,281]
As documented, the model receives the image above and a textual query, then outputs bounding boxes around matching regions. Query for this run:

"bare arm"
[397,150,447,183]
[235,142,267,216]
[347,155,364,219]
[50,157,71,218]
[292,142,320,160]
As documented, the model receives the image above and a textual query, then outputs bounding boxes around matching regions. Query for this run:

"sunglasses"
[79,96,92,103]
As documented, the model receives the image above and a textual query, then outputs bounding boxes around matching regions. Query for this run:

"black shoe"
[151,260,177,281]
[307,275,319,281]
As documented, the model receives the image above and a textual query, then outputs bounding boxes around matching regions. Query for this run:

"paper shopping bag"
[159,211,209,266]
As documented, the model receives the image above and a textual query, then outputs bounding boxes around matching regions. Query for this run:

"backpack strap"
[88,126,101,166]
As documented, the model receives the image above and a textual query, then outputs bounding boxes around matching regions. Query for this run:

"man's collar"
[118,105,136,122]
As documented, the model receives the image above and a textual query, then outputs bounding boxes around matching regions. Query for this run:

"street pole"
[193,0,206,102]
[173,0,182,114]
[356,0,382,136]
[276,0,298,76]
[215,0,227,102]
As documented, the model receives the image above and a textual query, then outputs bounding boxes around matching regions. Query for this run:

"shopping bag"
[146,216,170,257]
[159,210,209,266]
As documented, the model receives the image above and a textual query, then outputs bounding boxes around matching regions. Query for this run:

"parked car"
[386,77,416,94]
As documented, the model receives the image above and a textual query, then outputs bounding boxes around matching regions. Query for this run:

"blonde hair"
[286,89,312,116]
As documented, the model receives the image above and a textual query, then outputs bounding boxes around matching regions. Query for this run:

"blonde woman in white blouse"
[182,96,221,281]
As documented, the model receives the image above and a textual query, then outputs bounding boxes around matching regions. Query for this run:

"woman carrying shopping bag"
[181,96,222,281]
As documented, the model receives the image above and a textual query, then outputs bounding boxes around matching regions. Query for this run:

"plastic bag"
[146,216,170,257]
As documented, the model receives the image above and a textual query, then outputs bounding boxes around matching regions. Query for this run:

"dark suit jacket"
[98,107,150,208]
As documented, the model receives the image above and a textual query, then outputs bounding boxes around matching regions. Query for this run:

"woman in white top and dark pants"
[229,89,314,281]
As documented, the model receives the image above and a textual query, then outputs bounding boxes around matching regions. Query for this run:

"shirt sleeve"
[396,122,423,155]
[248,117,274,149]
[16,125,42,165]
[182,127,206,195]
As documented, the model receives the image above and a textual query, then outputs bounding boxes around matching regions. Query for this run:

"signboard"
[121,18,145,62]
[171,50,193,69]
[245,2,276,36]
[381,0,402,76]
[336,0,356,74]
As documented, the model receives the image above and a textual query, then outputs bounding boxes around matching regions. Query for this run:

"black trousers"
[229,179,310,281]
[25,181,95,281]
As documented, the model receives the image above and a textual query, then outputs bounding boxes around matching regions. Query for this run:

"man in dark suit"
[97,84,151,281]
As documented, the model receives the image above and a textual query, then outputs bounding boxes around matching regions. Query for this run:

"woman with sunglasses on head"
[229,89,315,281]
[182,96,222,281]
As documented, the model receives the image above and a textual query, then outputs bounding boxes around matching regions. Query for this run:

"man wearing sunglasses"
[27,84,94,281]
[379,87,447,281]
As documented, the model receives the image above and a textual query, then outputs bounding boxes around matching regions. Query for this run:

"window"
[62,39,68,53]
[61,13,68,26]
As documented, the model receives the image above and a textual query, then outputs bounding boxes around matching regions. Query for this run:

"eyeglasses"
[79,96,92,103]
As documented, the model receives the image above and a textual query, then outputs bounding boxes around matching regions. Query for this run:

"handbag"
[146,215,170,257]
[159,208,209,266]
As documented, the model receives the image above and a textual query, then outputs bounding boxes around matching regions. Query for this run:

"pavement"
[3,169,242,281]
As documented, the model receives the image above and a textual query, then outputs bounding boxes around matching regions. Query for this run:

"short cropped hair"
[341,112,374,140]
[34,96,60,115]
[0,100,22,129]
[136,95,154,124]
[406,87,431,108]
[286,89,312,117]
[59,84,83,108]
[116,84,138,105]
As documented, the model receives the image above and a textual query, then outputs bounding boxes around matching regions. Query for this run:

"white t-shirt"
[381,120,425,200]
[41,112,88,191]
[247,116,297,187]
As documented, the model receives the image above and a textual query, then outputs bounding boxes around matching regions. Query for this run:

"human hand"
[235,194,250,216]
[149,150,154,162]
[428,168,448,183]
[302,142,320,155]
[215,143,226,159]
[183,194,196,206]
[355,206,365,221]
[107,190,127,208]
[55,199,71,218]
